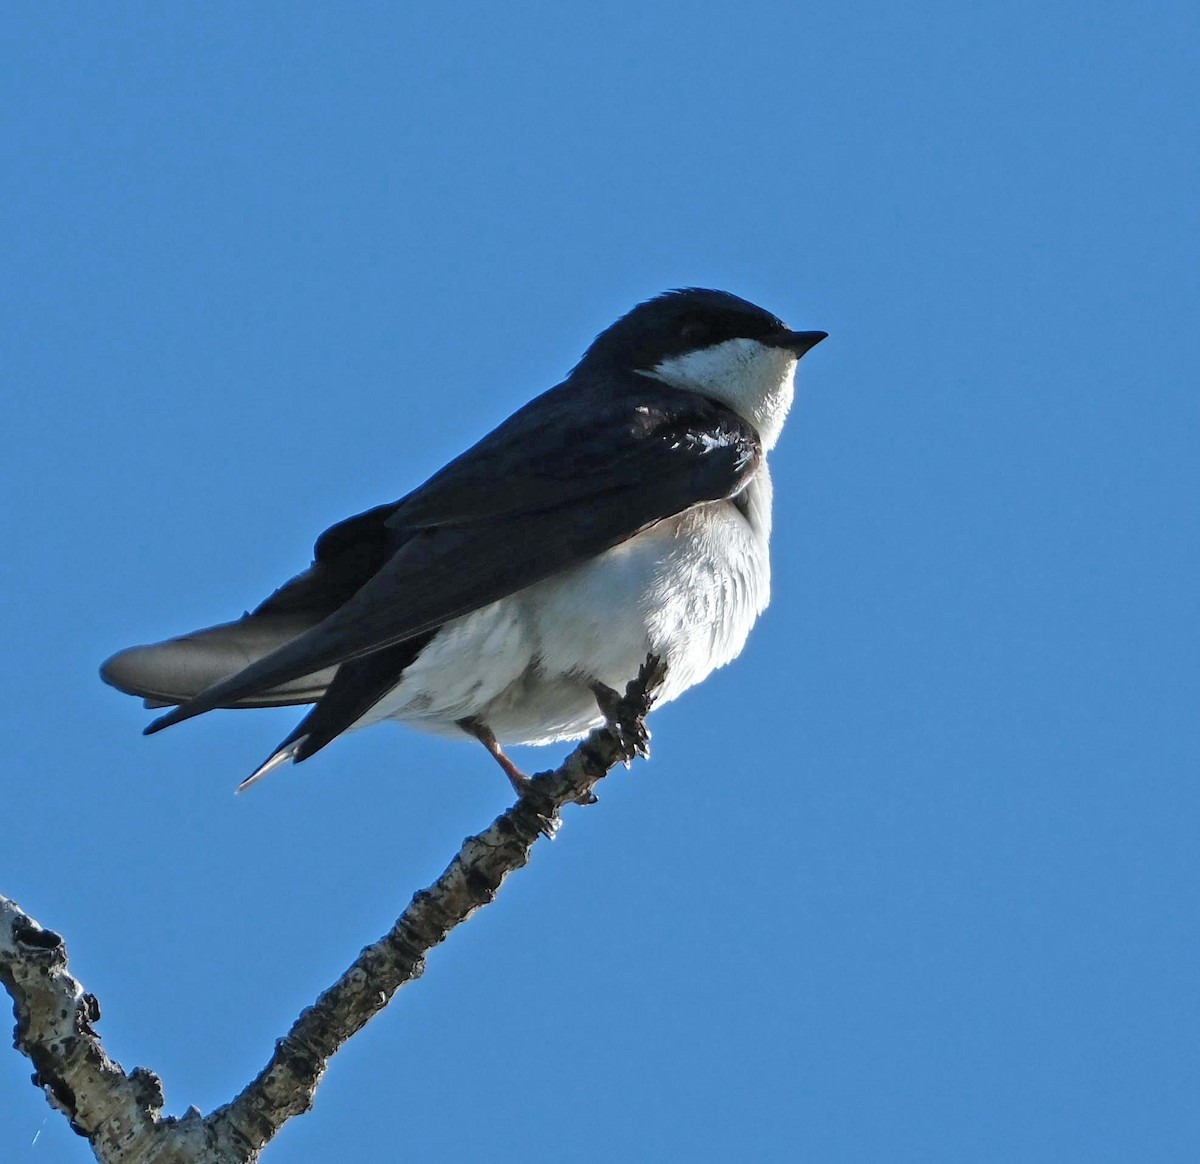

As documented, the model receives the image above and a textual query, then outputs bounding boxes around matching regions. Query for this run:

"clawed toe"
[590,680,653,765]
[622,718,652,761]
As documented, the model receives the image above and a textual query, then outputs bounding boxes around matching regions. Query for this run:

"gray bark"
[1,657,665,1163]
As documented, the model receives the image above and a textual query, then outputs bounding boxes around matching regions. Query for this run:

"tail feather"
[237,737,307,793]
[232,635,438,791]
[100,614,336,708]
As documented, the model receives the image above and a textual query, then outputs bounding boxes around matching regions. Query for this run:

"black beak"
[768,329,828,357]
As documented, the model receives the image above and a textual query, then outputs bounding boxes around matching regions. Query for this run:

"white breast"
[361,468,775,747]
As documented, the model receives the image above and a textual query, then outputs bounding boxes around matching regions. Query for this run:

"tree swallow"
[101,289,826,791]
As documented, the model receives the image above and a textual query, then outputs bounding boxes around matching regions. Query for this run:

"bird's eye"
[679,319,710,344]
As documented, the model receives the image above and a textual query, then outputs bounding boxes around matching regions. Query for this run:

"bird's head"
[575,288,826,450]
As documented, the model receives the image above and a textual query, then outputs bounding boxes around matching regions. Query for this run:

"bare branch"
[2,655,666,1163]
[0,898,205,1163]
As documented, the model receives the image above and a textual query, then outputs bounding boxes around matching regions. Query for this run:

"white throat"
[638,338,797,450]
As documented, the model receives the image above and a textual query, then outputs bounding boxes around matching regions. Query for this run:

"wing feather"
[144,378,761,735]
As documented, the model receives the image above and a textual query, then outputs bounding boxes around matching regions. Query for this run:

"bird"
[101,288,826,792]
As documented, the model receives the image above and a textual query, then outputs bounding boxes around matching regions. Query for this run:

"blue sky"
[3,3,1197,1161]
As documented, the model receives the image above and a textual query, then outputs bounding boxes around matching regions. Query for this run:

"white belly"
[360,471,774,746]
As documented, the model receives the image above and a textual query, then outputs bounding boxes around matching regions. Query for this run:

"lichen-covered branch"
[1,655,666,1163]
[0,897,176,1161]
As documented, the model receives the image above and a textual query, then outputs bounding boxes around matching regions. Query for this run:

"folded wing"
[124,376,761,738]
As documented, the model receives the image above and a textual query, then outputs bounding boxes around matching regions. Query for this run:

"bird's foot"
[590,679,653,767]
[459,716,538,800]
[457,718,587,822]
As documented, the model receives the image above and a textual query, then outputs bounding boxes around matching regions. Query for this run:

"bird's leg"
[589,678,652,766]
[457,716,533,797]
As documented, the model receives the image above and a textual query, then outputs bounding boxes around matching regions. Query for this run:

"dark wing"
[144,377,762,735]
[235,634,439,787]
